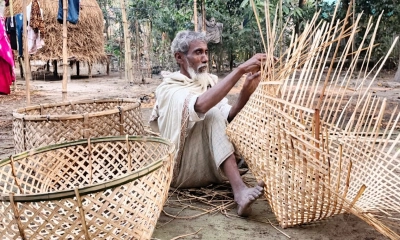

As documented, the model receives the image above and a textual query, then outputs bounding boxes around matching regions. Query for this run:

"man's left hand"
[242,71,261,96]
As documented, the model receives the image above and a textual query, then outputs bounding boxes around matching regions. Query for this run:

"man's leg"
[221,153,265,217]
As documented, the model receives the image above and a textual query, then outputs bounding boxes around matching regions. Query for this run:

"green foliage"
[98,0,400,71]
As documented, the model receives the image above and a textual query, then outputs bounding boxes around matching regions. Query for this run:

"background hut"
[4,0,107,76]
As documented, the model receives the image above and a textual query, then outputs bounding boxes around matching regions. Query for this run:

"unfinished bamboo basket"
[13,98,145,153]
[227,2,400,239]
[0,135,175,239]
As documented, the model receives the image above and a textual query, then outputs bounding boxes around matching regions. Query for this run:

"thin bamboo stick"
[250,0,267,53]
[62,0,68,101]
[10,156,23,193]
[316,1,353,110]
[10,193,26,240]
[22,0,31,104]
[74,188,90,239]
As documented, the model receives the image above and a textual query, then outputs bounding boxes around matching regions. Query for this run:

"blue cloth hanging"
[57,0,80,25]
[15,13,23,57]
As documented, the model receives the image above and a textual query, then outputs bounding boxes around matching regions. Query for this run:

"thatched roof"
[4,0,107,63]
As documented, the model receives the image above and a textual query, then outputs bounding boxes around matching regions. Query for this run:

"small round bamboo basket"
[0,135,175,239]
[13,98,145,153]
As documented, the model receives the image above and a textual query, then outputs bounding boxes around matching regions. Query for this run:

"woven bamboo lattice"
[13,98,145,153]
[0,135,175,239]
[226,2,400,239]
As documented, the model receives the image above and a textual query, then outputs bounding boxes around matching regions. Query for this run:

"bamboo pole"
[22,0,31,104]
[120,0,132,83]
[62,0,68,101]
[194,0,198,31]
[10,0,17,91]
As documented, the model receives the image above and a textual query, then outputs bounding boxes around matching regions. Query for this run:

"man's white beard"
[187,66,212,91]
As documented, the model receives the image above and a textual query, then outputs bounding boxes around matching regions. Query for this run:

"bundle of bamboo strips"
[226,1,400,239]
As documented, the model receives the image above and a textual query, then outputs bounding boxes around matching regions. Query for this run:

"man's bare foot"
[235,180,265,217]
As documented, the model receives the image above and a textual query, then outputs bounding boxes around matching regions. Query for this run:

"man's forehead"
[188,40,208,51]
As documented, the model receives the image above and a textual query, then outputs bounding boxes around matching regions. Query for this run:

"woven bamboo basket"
[0,135,175,239]
[13,98,145,153]
[227,2,400,239]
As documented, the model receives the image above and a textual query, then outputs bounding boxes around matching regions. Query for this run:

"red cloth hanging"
[0,58,14,95]
[0,17,15,95]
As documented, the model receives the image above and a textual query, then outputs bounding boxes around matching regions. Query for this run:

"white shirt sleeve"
[188,95,232,123]
[216,97,232,120]
[188,95,206,122]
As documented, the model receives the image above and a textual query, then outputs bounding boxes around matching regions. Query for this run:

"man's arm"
[227,71,261,122]
[194,53,266,114]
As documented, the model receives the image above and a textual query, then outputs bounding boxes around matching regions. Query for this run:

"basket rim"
[0,135,175,202]
[12,98,141,121]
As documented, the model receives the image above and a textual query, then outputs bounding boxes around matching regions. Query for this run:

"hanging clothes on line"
[30,0,45,34]
[27,0,45,54]
[5,16,18,50]
[15,13,23,57]
[0,17,16,95]
[57,0,80,24]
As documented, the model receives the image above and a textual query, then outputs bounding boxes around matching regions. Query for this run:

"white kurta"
[150,71,233,187]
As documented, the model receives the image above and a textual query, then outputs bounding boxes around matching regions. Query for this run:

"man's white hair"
[171,30,207,56]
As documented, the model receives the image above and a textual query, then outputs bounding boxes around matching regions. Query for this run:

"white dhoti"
[171,107,235,188]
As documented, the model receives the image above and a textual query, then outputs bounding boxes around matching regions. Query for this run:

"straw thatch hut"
[4,0,107,65]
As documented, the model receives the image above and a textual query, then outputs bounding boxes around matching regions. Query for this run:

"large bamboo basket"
[227,2,400,239]
[0,135,175,239]
[13,98,145,153]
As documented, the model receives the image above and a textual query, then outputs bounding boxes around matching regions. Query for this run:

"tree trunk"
[295,0,305,34]
[201,0,206,32]
[120,0,132,83]
[194,0,197,31]
[395,48,400,81]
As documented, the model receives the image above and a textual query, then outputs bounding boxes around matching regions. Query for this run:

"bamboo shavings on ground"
[159,173,293,239]
[162,182,236,222]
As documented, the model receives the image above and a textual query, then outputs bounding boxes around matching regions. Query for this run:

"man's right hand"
[237,53,267,74]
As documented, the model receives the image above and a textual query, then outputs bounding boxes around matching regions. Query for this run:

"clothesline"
[46,0,156,10]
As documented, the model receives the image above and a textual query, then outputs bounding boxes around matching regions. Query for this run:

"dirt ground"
[1,67,399,240]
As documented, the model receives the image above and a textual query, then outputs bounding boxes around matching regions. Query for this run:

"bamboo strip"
[9,193,26,240]
[74,188,90,239]
[250,0,267,53]
[119,106,125,135]
[126,135,132,171]
[10,156,23,193]
[88,138,93,184]
[348,185,366,209]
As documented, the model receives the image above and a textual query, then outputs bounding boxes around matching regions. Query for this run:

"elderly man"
[150,30,266,216]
